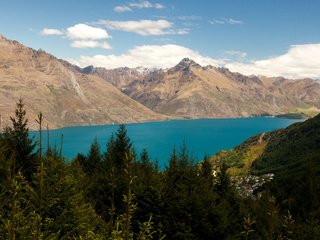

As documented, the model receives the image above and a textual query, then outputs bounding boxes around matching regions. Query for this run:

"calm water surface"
[32,118,302,169]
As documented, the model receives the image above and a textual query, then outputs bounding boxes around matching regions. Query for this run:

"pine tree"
[140,149,153,173]
[1,99,36,180]
[113,125,132,168]
[215,161,232,196]
[77,138,102,175]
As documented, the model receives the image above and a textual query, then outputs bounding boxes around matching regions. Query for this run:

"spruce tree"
[1,99,36,180]
[77,138,102,175]
[114,124,132,168]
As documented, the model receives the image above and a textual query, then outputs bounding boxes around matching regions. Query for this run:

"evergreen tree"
[0,99,36,180]
[0,171,44,240]
[139,148,153,174]
[88,138,102,169]
[178,141,193,168]
[106,125,132,171]
[33,152,105,239]
[213,161,242,239]
[215,161,232,196]
[77,138,102,175]
[85,125,135,226]
[133,149,163,235]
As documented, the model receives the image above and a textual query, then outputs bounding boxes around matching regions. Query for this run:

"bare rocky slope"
[78,58,320,119]
[0,35,165,129]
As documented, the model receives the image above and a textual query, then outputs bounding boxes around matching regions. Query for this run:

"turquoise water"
[31,118,302,169]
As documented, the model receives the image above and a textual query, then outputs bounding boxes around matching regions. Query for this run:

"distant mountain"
[0,35,165,129]
[60,60,152,90]
[75,58,320,119]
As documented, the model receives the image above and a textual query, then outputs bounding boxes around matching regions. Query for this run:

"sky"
[1,0,320,79]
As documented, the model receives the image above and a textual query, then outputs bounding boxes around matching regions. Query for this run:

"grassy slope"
[209,114,320,216]
[209,132,270,175]
[252,115,320,175]
[210,114,320,175]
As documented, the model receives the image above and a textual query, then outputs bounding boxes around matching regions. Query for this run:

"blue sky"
[1,0,320,78]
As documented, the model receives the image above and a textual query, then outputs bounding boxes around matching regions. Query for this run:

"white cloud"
[72,44,223,69]
[40,28,64,36]
[69,43,320,79]
[177,15,201,21]
[70,40,111,49]
[226,44,320,79]
[154,3,165,9]
[224,50,247,58]
[209,18,243,25]
[114,5,132,12]
[66,24,110,40]
[99,19,188,35]
[114,1,164,12]
[129,1,164,9]
[226,18,243,25]
[129,1,152,8]
[209,20,225,25]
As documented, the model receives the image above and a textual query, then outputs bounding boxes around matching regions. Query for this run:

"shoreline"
[29,115,306,132]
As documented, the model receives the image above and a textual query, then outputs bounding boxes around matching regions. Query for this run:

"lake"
[32,118,302,169]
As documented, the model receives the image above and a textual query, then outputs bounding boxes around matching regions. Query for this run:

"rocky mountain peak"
[80,65,95,74]
[170,58,201,73]
[180,57,201,67]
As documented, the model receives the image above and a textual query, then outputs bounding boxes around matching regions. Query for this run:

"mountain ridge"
[70,57,320,119]
[0,34,166,129]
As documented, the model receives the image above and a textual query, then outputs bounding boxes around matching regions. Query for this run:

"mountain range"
[1,34,320,129]
[77,58,320,119]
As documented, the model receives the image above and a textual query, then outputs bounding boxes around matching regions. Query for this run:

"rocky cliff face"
[84,58,320,119]
[0,35,165,129]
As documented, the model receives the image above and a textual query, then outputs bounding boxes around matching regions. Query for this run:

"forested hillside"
[0,100,319,239]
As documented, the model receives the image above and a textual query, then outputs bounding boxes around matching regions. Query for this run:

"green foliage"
[251,116,320,218]
[0,172,42,240]
[215,161,232,196]
[0,99,37,180]
[241,214,255,240]
[109,124,133,168]
[77,138,102,175]
[35,153,104,239]
[277,211,294,240]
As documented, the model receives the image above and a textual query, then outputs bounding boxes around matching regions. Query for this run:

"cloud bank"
[225,44,320,79]
[72,44,223,69]
[99,19,188,36]
[70,40,111,49]
[114,1,164,12]
[70,43,320,79]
